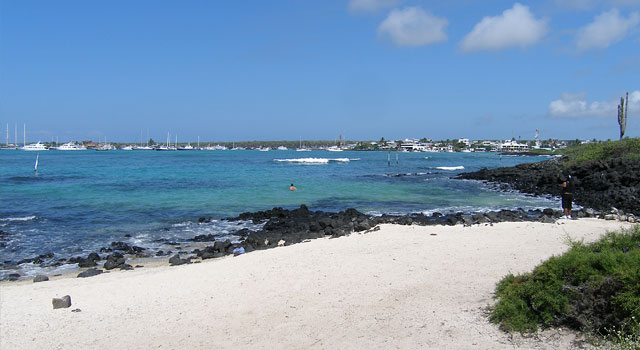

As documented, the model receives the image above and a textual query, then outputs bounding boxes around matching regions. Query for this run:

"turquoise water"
[0,149,557,276]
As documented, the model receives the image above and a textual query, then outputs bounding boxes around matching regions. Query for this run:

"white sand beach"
[0,218,635,350]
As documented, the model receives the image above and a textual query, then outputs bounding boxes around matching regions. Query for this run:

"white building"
[498,140,529,152]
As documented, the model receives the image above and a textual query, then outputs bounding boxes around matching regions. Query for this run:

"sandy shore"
[0,218,634,349]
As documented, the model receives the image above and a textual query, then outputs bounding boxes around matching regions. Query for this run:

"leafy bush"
[561,138,640,165]
[490,225,640,338]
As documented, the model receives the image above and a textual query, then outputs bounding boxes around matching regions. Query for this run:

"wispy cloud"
[377,7,448,47]
[459,3,548,53]
[549,91,640,118]
[575,9,640,51]
[348,0,401,13]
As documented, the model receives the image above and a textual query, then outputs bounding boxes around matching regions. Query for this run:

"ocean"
[0,149,557,278]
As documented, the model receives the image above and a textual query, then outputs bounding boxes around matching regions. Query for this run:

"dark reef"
[456,157,640,216]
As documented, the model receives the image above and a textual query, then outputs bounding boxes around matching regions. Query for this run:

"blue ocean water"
[0,149,557,277]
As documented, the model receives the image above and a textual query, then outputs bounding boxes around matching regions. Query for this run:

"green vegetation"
[525,148,555,155]
[559,138,640,165]
[490,225,640,340]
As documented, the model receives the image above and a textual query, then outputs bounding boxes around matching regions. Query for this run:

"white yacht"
[133,145,154,150]
[21,142,49,151]
[121,145,134,151]
[57,142,86,151]
[258,147,270,152]
[95,143,114,151]
[326,146,343,152]
[276,146,288,151]
[177,144,194,151]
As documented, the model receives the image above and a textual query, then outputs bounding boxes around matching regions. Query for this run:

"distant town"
[2,135,593,153]
[1,121,599,153]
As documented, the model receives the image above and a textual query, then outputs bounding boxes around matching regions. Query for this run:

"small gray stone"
[33,275,49,283]
[77,268,103,278]
[52,295,71,309]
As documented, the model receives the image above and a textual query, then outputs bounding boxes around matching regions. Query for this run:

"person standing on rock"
[561,176,573,219]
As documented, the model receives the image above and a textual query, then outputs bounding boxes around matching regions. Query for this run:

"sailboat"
[134,128,154,150]
[34,152,39,172]
[156,132,176,151]
[296,137,310,152]
[327,134,343,152]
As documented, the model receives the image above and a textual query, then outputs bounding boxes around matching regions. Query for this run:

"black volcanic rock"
[110,241,146,254]
[103,253,126,270]
[77,269,103,278]
[169,254,189,266]
[457,157,640,216]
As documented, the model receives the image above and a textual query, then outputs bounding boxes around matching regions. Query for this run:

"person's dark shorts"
[562,193,573,210]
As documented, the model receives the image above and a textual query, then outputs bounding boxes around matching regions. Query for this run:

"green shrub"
[561,138,640,165]
[490,225,640,337]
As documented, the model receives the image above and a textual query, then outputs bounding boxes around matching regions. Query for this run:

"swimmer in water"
[289,184,297,191]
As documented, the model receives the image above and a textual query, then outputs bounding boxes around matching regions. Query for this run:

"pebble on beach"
[33,275,49,283]
[52,295,71,309]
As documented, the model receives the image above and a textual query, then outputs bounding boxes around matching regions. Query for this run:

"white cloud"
[377,7,448,47]
[549,91,640,118]
[348,0,400,13]
[575,9,640,51]
[459,3,548,52]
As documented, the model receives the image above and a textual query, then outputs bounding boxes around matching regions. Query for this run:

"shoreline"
[1,219,635,349]
[3,204,636,283]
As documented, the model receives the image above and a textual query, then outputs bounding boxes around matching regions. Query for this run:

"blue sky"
[1,0,639,142]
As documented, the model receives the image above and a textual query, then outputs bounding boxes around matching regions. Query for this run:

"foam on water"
[274,158,355,164]
[435,166,465,170]
[0,216,37,222]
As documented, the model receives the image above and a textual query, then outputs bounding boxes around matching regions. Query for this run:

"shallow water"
[0,149,556,277]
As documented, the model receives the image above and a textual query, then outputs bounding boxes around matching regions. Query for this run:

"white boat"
[121,145,134,151]
[133,145,154,150]
[327,135,343,152]
[276,146,288,151]
[95,143,114,151]
[157,132,176,151]
[178,144,194,151]
[57,142,86,151]
[258,147,270,152]
[296,138,310,152]
[21,142,49,151]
